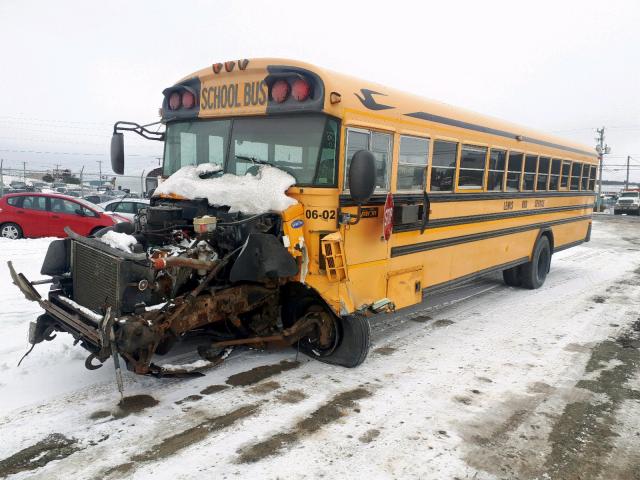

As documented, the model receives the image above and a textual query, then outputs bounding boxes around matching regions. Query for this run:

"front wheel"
[282,297,370,368]
[1,222,23,239]
[520,236,551,289]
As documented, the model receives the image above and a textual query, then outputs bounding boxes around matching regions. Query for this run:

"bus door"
[341,128,393,265]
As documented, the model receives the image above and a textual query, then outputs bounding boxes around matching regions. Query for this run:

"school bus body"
[164,58,596,316]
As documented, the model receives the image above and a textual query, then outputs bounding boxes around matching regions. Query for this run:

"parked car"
[99,198,150,221]
[83,194,114,205]
[0,192,129,239]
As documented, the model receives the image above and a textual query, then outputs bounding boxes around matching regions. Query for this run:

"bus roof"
[164,58,596,161]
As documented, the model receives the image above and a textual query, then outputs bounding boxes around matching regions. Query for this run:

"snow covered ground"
[0,216,639,479]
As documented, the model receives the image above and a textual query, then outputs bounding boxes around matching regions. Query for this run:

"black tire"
[502,266,522,287]
[521,236,551,289]
[1,222,23,239]
[282,296,370,368]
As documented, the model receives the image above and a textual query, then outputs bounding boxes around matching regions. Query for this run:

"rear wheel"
[502,266,522,287]
[1,222,22,239]
[521,236,551,289]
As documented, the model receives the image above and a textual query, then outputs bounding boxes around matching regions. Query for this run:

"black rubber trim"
[265,65,325,114]
[390,215,592,257]
[404,111,596,158]
[553,239,585,253]
[339,190,595,207]
[161,76,201,121]
[422,256,529,296]
[394,203,594,232]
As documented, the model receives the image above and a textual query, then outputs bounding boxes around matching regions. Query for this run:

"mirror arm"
[113,121,165,141]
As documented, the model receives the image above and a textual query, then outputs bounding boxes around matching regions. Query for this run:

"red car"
[0,192,129,239]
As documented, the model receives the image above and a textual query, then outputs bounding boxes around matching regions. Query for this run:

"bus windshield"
[163,114,338,187]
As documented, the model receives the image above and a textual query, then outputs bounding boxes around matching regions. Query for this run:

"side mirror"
[348,150,376,204]
[111,133,125,175]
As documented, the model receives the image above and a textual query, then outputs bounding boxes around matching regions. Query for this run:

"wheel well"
[89,226,108,236]
[540,229,554,253]
[280,282,339,326]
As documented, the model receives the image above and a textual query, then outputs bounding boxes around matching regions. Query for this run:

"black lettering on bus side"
[233,83,241,107]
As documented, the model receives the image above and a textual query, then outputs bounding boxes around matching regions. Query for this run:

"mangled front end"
[9,165,344,378]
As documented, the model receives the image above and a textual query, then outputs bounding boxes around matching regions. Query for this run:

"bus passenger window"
[549,159,561,190]
[429,140,458,192]
[588,165,596,190]
[397,136,429,192]
[487,149,506,191]
[560,161,570,188]
[523,155,538,190]
[458,145,487,190]
[580,164,589,190]
[371,132,392,191]
[537,157,550,190]
[570,162,582,190]
[506,152,523,191]
[345,128,392,192]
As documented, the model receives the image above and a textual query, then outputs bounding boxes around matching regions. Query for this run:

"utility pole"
[54,163,61,181]
[22,161,26,181]
[625,156,630,191]
[595,127,610,211]
[97,160,102,183]
[0,159,4,197]
[80,166,85,198]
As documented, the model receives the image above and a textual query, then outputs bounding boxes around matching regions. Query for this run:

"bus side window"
[549,159,561,190]
[580,164,589,190]
[430,140,458,192]
[487,149,506,191]
[588,165,596,190]
[537,157,550,191]
[345,129,392,192]
[397,135,429,192]
[570,162,582,190]
[506,152,523,191]
[523,155,538,191]
[560,161,570,188]
[458,145,487,190]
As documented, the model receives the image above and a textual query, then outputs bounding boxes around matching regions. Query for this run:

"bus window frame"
[523,153,538,192]
[560,160,571,190]
[570,162,583,191]
[428,136,460,193]
[395,134,430,194]
[486,146,508,192]
[343,126,394,194]
[536,156,551,191]
[505,151,524,192]
[456,143,489,193]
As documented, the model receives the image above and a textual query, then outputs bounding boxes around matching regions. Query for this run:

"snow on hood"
[99,230,138,253]
[153,164,298,214]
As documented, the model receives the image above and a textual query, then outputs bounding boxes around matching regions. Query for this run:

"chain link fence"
[0,166,161,198]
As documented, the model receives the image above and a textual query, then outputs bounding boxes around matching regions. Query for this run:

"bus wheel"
[502,266,522,287]
[520,236,551,289]
[283,297,370,368]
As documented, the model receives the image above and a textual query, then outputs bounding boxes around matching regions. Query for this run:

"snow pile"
[154,164,298,214]
[99,231,137,253]
[195,163,222,175]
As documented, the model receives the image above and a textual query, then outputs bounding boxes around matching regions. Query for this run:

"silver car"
[99,198,150,221]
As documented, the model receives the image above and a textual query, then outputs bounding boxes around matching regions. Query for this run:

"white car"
[99,198,150,221]
[614,191,640,215]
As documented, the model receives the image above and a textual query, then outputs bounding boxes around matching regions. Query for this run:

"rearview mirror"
[348,150,376,204]
[111,132,124,175]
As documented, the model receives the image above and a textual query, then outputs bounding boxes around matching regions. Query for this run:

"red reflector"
[271,80,290,103]
[182,91,195,109]
[291,79,310,101]
[168,92,181,110]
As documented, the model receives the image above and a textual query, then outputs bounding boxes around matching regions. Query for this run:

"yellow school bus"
[11,58,597,377]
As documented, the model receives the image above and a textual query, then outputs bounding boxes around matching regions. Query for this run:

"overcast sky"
[0,0,639,181]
